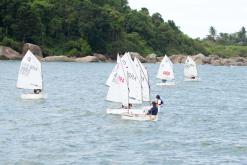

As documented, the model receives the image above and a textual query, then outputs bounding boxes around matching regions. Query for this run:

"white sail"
[106,55,120,86]
[17,50,43,90]
[133,57,150,102]
[121,52,142,103]
[106,59,129,105]
[157,55,175,80]
[184,56,198,78]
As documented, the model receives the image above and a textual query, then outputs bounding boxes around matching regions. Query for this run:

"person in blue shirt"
[147,101,158,115]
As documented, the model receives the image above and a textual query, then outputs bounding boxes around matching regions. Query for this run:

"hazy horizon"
[128,0,247,39]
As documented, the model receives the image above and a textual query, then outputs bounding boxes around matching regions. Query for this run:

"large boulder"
[211,59,222,66]
[0,46,22,60]
[157,57,163,62]
[170,55,186,64]
[76,56,99,62]
[22,43,43,58]
[145,53,157,63]
[208,55,220,64]
[129,52,146,63]
[44,56,75,62]
[93,53,108,62]
[192,53,207,65]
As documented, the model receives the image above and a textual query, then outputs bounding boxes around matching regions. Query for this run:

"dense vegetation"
[0,0,246,58]
[201,26,247,58]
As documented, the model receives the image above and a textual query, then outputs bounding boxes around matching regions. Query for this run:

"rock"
[44,56,75,62]
[210,59,222,66]
[192,53,207,65]
[145,53,157,63]
[157,57,163,62]
[129,52,146,63]
[76,56,99,62]
[93,53,108,62]
[208,55,220,64]
[0,46,22,60]
[22,43,43,58]
[170,55,186,64]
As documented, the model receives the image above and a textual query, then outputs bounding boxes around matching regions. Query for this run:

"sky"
[128,0,247,39]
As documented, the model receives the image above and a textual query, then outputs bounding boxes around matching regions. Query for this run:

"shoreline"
[1,45,247,66]
[1,54,247,66]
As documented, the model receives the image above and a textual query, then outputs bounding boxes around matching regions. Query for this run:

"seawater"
[0,61,247,164]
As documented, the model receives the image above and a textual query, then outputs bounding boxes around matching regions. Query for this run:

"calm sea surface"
[0,61,247,164]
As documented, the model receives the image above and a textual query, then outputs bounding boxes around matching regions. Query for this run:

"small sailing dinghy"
[16,50,45,99]
[106,53,149,115]
[121,57,157,121]
[184,56,200,81]
[156,55,175,86]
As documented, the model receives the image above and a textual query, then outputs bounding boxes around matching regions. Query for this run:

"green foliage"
[65,38,92,56]
[0,0,246,58]
[1,37,21,52]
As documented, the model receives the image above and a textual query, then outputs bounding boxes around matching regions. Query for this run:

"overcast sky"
[128,0,247,39]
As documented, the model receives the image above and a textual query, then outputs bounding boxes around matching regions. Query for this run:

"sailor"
[162,79,167,83]
[156,95,163,107]
[34,89,41,94]
[122,103,132,109]
[147,101,158,116]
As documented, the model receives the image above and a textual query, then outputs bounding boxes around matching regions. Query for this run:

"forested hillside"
[0,0,246,58]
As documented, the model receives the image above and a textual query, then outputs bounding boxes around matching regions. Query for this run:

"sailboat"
[156,55,175,86]
[121,57,158,121]
[184,56,199,81]
[106,53,149,115]
[16,50,45,99]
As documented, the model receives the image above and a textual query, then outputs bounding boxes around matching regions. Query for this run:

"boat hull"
[156,81,175,86]
[21,93,46,99]
[106,107,150,115]
[184,78,200,81]
[121,114,158,121]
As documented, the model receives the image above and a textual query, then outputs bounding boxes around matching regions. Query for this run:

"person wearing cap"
[147,101,158,116]
[156,95,163,107]
[34,89,41,94]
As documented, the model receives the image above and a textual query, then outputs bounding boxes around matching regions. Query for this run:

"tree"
[208,26,217,41]
[238,26,246,44]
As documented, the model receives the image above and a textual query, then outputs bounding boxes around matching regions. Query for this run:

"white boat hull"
[122,114,158,121]
[184,78,200,81]
[21,93,46,100]
[106,107,150,115]
[156,81,175,86]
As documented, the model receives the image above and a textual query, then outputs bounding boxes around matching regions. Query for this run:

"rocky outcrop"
[145,53,157,63]
[76,56,99,62]
[94,53,108,62]
[192,53,208,64]
[0,46,22,60]
[170,55,186,64]
[44,56,75,62]
[22,43,43,58]
[129,52,146,63]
